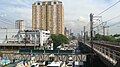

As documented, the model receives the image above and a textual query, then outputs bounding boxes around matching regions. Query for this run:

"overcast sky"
[0,0,120,35]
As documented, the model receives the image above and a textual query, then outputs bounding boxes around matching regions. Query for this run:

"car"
[36,60,46,66]
[67,63,73,67]
[31,63,39,67]
[74,61,84,67]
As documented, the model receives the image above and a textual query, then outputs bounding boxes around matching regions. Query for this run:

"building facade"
[15,20,25,31]
[32,0,64,35]
[64,27,69,38]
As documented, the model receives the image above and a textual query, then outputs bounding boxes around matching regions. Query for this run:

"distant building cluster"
[64,27,69,38]
[32,0,64,35]
[64,27,74,38]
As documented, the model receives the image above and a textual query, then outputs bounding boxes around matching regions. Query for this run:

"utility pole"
[103,26,105,36]
[97,26,99,34]
[107,27,109,35]
[25,30,27,49]
[90,13,93,50]
[34,30,36,50]
[90,13,94,67]
[81,31,83,42]
[102,22,107,36]
[83,26,86,43]
[39,30,40,47]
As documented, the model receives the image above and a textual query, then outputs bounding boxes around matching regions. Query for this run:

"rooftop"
[33,1,62,5]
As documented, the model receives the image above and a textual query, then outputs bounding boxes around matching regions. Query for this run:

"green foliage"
[102,35,116,42]
[94,34,118,42]
[116,38,120,42]
[93,34,102,40]
[51,34,69,49]
[113,34,120,37]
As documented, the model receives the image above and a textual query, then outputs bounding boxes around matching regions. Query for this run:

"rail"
[85,41,120,65]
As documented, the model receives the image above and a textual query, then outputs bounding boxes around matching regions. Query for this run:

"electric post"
[81,31,83,42]
[90,13,94,67]
[25,30,27,49]
[90,13,93,52]
[103,26,105,36]
[84,26,86,43]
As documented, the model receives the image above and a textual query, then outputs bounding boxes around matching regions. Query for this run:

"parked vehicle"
[31,63,39,67]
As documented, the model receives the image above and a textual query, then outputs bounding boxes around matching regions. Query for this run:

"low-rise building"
[40,30,50,46]
[0,29,51,49]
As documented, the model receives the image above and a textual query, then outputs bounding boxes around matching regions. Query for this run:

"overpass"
[79,41,120,67]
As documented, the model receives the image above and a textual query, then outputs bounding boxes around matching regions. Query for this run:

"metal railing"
[85,42,120,65]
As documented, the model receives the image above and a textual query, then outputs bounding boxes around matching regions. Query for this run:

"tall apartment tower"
[32,0,64,35]
[15,20,25,31]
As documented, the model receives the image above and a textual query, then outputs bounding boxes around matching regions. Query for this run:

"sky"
[0,0,120,35]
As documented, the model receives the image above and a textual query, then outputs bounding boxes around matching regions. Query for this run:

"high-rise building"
[64,27,69,38]
[15,20,25,31]
[32,0,64,35]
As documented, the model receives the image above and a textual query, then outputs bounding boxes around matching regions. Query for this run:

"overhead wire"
[93,14,120,29]
[0,16,32,29]
[108,21,120,27]
[98,0,120,15]
[93,0,120,29]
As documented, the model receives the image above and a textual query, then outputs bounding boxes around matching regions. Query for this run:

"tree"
[113,34,120,37]
[51,34,69,49]
[102,35,116,42]
[116,38,120,42]
[93,34,102,40]
[94,34,116,42]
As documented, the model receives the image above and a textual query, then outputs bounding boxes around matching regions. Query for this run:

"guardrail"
[93,44,120,65]
[19,50,74,55]
[85,41,120,65]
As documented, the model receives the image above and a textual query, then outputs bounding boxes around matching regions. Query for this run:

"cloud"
[0,0,33,28]
[0,0,120,35]
[63,0,120,35]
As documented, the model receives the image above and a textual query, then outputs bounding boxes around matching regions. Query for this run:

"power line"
[0,16,32,29]
[105,14,120,22]
[0,16,15,25]
[95,21,120,32]
[0,20,7,28]
[0,17,15,28]
[98,0,120,15]
[93,14,120,29]
[0,19,14,25]
[109,21,120,27]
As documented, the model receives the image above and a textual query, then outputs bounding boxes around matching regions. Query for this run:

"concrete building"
[17,30,51,47]
[15,20,25,31]
[32,0,64,35]
[64,27,69,38]
[40,30,50,46]
[0,29,51,47]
